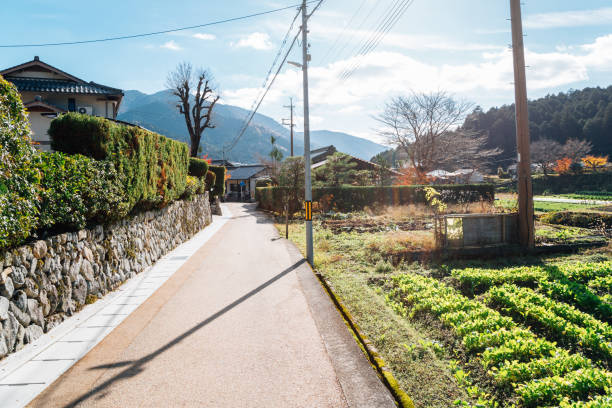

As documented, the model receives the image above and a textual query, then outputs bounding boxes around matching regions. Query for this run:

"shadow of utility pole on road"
[61,258,307,408]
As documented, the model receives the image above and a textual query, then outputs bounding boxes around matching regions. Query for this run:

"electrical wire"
[0,2,318,48]
[318,0,370,66]
[328,0,386,65]
[339,0,414,81]
[246,5,302,116]
[224,0,325,154]
[224,31,301,153]
[333,0,406,78]
[338,0,413,80]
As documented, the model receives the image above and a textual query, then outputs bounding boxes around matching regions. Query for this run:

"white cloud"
[224,34,612,140]
[525,7,612,29]
[338,105,364,114]
[581,34,612,70]
[160,40,182,51]
[193,33,216,41]
[232,32,274,51]
[309,23,499,53]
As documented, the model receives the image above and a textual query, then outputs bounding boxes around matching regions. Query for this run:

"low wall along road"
[0,194,212,359]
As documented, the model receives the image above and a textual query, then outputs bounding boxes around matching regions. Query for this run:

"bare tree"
[531,138,562,176]
[167,62,220,157]
[376,91,497,176]
[278,156,305,238]
[563,138,592,163]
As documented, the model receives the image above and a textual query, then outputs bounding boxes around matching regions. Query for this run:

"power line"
[0,2,318,48]
[327,0,386,65]
[224,0,325,155]
[224,31,301,153]
[339,0,414,81]
[332,0,402,70]
[225,6,303,154]
[318,0,372,66]
[247,5,303,116]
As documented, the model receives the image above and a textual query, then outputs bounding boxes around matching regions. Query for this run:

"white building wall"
[19,92,118,150]
[28,113,53,152]
[20,92,115,118]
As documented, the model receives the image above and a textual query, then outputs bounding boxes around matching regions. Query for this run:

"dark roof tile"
[228,166,266,180]
[5,77,123,96]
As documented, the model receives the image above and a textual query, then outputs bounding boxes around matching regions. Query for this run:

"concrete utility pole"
[282,97,295,156]
[301,0,314,265]
[510,0,535,248]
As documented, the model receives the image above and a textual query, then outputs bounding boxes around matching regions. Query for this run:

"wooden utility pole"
[282,97,295,156]
[510,0,535,248]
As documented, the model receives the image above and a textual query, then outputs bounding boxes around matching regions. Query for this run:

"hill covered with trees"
[462,86,612,167]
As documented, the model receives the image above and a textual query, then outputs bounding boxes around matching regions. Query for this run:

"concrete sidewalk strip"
[0,207,232,408]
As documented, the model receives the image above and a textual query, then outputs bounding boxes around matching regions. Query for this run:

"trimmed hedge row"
[541,211,612,229]
[188,157,209,178]
[35,152,125,232]
[532,172,612,195]
[209,165,226,198]
[49,113,189,213]
[256,184,495,213]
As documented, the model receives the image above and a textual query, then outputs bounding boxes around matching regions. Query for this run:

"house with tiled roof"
[1,56,123,151]
[226,164,269,201]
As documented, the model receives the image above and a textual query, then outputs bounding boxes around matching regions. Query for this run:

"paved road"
[29,203,394,408]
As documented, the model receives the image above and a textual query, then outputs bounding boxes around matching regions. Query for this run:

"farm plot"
[280,217,612,407]
[387,260,612,407]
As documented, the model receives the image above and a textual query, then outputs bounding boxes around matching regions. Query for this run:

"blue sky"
[2,0,612,142]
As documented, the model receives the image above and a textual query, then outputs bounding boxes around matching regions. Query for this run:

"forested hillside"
[462,86,612,166]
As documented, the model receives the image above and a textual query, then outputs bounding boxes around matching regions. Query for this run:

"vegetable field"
[388,261,612,407]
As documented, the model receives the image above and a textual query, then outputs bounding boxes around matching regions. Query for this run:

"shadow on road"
[60,258,307,408]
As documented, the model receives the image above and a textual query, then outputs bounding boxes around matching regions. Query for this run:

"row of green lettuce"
[0,76,225,250]
[256,184,496,214]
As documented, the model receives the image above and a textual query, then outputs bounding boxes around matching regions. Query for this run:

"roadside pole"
[282,97,295,156]
[301,0,314,265]
[510,0,535,248]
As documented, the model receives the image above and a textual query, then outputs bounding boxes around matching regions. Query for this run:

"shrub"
[256,184,495,213]
[255,177,273,188]
[188,157,209,178]
[531,172,612,194]
[49,113,189,212]
[204,170,216,193]
[541,211,612,229]
[0,75,40,248]
[181,175,200,200]
[209,165,226,198]
[34,152,125,231]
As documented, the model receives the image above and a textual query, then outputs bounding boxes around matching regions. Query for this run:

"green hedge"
[205,170,216,193]
[34,152,125,232]
[541,211,612,229]
[256,184,495,213]
[49,113,189,212]
[188,157,209,178]
[0,76,40,249]
[209,165,226,198]
[532,172,612,195]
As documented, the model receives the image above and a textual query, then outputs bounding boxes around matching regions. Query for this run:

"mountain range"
[117,90,386,163]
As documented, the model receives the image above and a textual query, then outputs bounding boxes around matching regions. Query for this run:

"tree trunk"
[285,201,289,239]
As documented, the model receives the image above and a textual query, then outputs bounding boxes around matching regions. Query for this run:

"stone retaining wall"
[0,194,212,357]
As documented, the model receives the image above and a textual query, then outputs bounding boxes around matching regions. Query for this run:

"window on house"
[68,98,76,112]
